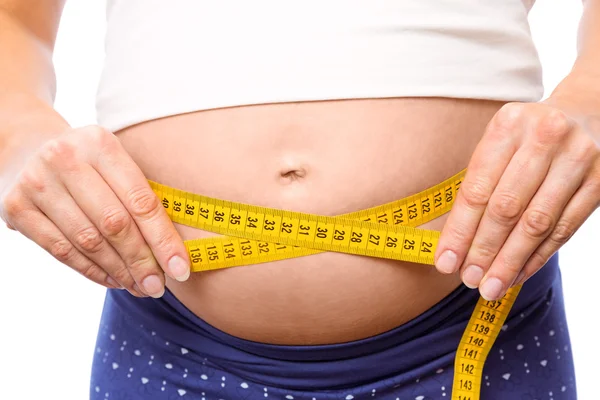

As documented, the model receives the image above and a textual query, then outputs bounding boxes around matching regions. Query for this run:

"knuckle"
[73,227,104,253]
[19,168,46,193]
[152,229,177,255]
[521,208,555,239]
[1,190,24,220]
[85,125,120,154]
[127,253,158,274]
[534,110,571,144]
[550,220,576,245]
[127,186,160,219]
[470,241,497,260]
[502,260,523,276]
[528,251,549,270]
[85,125,113,145]
[111,266,135,288]
[488,191,523,224]
[50,239,77,262]
[570,139,596,164]
[446,224,470,246]
[461,177,494,208]
[492,103,526,134]
[500,254,523,276]
[495,252,522,275]
[40,139,77,166]
[542,109,571,134]
[99,208,131,238]
[78,262,104,282]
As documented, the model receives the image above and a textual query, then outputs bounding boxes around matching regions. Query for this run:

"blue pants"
[90,254,576,399]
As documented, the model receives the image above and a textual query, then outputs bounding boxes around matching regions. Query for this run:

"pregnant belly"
[115,97,505,345]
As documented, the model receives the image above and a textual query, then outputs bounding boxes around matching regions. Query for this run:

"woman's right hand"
[0,125,191,298]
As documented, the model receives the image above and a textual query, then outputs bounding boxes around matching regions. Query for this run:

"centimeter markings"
[452,285,522,400]
[149,169,465,270]
[148,168,519,400]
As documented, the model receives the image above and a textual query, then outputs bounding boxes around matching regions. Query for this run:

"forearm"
[546,0,600,141]
[0,7,69,151]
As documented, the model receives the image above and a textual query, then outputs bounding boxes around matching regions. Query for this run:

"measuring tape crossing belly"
[150,169,465,270]
[149,168,520,400]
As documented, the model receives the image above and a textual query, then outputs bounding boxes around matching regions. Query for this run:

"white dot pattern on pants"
[90,261,576,400]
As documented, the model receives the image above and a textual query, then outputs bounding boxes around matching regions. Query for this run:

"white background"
[0,1,598,399]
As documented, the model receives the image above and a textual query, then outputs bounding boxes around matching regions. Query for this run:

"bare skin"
[116,97,504,344]
[1,1,599,346]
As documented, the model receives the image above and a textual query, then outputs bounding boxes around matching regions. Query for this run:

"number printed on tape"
[150,169,521,400]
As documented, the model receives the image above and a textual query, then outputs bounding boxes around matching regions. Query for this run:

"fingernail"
[480,277,504,301]
[168,255,190,282]
[514,270,526,287]
[462,265,484,289]
[105,276,122,289]
[436,250,458,274]
[142,275,165,298]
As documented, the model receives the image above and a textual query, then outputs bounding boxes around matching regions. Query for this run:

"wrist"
[545,68,600,116]
[544,72,600,144]
[0,92,70,175]
[0,92,70,146]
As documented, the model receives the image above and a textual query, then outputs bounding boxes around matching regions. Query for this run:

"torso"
[116,97,505,345]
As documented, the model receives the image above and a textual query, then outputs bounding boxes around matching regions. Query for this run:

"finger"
[6,202,117,290]
[26,171,143,296]
[0,208,16,230]
[478,162,583,300]
[477,130,593,299]
[88,128,191,281]
[435,103,523,274]
[515,168,600,287]
[2,185,119,289]
[58,163,166,298]
[460,141,555,289]
[21,150,146,296]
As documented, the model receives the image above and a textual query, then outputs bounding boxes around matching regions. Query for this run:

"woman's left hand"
[434,101,600,301]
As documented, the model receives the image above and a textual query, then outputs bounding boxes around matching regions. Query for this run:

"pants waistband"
[107,254,560,389]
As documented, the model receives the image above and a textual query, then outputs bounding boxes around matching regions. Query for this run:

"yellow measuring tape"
[149,169,520,400]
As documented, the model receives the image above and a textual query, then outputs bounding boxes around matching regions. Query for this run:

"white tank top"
[96,0,543,132]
